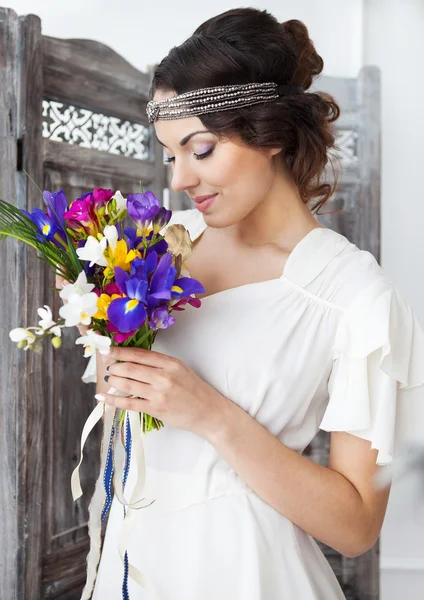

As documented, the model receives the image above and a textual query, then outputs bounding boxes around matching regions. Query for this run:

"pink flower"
[92,188,114,207]
[106,321,136,344]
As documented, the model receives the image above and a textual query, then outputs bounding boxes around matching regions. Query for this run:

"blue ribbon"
[101,424,115,522]
[122,413,132,600]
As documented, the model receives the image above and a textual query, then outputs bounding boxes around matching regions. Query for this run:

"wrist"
[202,392,238,447]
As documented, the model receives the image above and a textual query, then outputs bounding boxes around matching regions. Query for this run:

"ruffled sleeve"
[319,278,424,465]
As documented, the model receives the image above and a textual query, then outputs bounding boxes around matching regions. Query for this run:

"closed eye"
[164,147,214,164]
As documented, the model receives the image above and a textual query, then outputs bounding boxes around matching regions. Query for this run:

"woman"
[74,8,423,600]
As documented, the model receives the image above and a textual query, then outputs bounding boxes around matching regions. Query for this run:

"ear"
[267,147,283,158]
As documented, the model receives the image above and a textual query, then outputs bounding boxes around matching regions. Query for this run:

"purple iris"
[127,192,160,230]
[129,253,158,280]
[23,207,67,249]
[147,252,177,309]
[124,226,143,251]
[125,226,168,256]
[43,189,68,235]
[108,251,206,334]
[107,268,148,333]
[147,237,168,256]
[171,277,206,299]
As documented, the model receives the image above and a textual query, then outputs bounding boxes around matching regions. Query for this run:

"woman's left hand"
[98,346,230,440]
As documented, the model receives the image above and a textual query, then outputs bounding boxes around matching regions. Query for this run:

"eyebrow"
[155,130,211,149]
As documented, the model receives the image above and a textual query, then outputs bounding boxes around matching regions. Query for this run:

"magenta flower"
[92,188,114,207]
[64,194,98,236]
[106,321,136,343]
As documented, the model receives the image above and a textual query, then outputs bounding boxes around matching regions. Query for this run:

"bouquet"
[1,186,205,598]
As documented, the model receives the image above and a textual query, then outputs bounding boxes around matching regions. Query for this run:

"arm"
[206,399,391,558]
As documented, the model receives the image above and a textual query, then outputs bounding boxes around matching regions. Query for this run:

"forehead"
[152,90,209,147]
[154,118,208,147]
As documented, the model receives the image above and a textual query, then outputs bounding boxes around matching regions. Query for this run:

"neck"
[226,168,320,250]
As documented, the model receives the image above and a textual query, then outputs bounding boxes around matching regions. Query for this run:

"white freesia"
[104,224,118,252]
[111,190,126,213]
[76,235,108,267]
[59,270,95,301]
[58,292,99,327]
[9,327,36,349]
[37,305,62,337]
[9,327,35,343]
[75,330,112,357]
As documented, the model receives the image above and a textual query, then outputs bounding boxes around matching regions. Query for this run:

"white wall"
[363,2,424,598]
[3,1,423,598]
[4,0,363,76]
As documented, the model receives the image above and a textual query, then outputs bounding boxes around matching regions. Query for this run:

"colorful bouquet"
[2,186,205,427]
[1,186,205,598]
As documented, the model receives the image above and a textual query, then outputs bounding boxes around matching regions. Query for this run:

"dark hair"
[150,8,341,214]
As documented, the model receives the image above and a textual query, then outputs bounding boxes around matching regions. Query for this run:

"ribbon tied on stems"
[71,385,161,600]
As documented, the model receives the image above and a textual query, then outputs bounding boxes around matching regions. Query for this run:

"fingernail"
[104,375,109,382]
[106,365,110,372]
[95,394,106,402]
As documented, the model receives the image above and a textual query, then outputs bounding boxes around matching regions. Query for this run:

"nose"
[170,160,200,194]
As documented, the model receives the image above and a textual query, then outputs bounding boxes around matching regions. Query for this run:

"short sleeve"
[319,278,424,465]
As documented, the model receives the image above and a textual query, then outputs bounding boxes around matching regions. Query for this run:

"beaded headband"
[146,82,304,123]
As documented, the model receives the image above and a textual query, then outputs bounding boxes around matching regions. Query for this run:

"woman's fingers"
[105,375,154,401]
[107,346,167,368]
[95,392,153,413]
[107,361,158,385]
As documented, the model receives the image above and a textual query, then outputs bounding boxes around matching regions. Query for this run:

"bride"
[59,7,424,600]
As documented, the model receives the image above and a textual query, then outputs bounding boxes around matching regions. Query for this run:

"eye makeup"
[164,145,215,164]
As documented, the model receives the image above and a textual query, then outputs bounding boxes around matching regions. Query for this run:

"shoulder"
[296,227,396,311]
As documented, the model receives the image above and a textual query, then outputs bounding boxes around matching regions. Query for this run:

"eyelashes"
[164,146,215,164]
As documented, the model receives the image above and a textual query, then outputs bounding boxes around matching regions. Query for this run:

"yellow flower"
[103,239,141,280]
[94,293,122,320]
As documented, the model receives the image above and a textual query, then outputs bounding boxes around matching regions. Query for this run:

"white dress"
[86,209,424,600]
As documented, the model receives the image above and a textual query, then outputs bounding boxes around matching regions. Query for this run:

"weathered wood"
[43,37,151,124]
[42,538,89,599]
[306,66,381,599]
[16,13,46,600]
[44,138,156,185]
[0,9,21,600]
[355,66,381,260]
[2,12,166,599]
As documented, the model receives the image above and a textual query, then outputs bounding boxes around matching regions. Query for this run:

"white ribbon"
[115,410,161,599]
[80,402,116,600]
[72,389,161,599]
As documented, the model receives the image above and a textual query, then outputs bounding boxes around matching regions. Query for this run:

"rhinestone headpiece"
[146,82,304,123]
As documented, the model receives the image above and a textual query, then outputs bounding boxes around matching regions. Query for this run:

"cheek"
[213,147,274,200]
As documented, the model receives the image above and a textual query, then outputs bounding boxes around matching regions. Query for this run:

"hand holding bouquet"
[3,186,205,432]
[1,185,207,598]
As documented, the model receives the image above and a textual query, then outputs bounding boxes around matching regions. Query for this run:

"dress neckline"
[187,212,332,302]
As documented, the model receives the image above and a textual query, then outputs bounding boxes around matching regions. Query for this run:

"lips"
[193,193,218,204]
